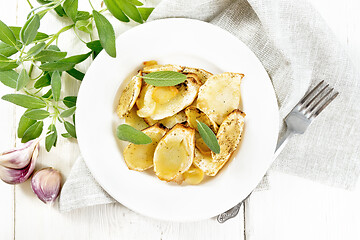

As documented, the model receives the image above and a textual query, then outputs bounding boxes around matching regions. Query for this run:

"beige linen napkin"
[59,0,360,212]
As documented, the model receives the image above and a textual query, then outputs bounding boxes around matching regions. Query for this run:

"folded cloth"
[59,0,360,212]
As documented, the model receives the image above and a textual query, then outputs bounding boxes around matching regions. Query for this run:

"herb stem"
[26,0,34,9]
[88,0,95,10]
[72,26,86,43]
[45,24,75,48]
[28,63,34,78]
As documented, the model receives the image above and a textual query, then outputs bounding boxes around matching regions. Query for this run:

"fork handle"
[216,128,295,223]
[274,128,295,158]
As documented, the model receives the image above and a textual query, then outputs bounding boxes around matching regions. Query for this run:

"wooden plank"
[0,0,19,239]
[245,173,360,240]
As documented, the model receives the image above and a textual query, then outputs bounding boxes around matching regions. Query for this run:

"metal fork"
[217,81,339,223]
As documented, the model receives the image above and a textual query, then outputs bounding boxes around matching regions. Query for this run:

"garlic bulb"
[31,168,62,204]
[0,139,40,184]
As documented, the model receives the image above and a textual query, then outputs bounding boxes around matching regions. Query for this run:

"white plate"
[76,18,279,222]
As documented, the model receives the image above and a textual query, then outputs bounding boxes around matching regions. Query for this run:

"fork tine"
[306,87,333,114]
[297,81,325,108]
[310,91,339,118]
[302,83,329,110]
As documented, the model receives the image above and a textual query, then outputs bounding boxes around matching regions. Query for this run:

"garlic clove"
[31,168,62,204]
[0,144,39,184]
[0,139,39,169]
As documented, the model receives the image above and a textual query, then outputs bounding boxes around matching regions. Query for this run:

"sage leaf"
[16,69,30,91]
[34,49,67,62]
[138,7,154,21]
[36,0,52,4]
[18,113,36,138]
[86,40,103,58]
[0,19,17,46]
[76,11,91,21]
[117,0,143,23]
[127,0,143,6]
[42,89,52,98]
[20,14,40,45]
[2,94,46,109]
[39,52,91,71]
[27,42,46,57]
[40,62,75,71]
[0,70,18,89]
[63,96,77,108]
[196,120,220,154]
[75,20,92,34]
[63,0,78,22]
[140,71,187,86]
[58,52,91,64]
[0,42,18,57]
[47,45,60,51]
[9,26,48,41]
[0,54,19,71]
[66,68,84,80]
[45,124,57,152]
[64,121,77,138]
[60,106,76,118]
[54,5,67,17]
[103,0,130,22]
[116,124,152,144]
[34,72,51,89]
[24,109,50,120]
[93,10,116,58]
[22,121,43,143]
[61,133,72,138]
[51,71,61,101]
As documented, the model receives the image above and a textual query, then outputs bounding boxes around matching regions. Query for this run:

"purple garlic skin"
[31,168,62,204]
[0,140,40,184]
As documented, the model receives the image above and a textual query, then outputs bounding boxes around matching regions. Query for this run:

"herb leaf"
[66,68,84,80]
[103,0,130,22]
[22,121,44,143]
[138,7,154,21]
[117,0,143,23]
[0,42,18,57]
[60,106,76,118]
[45,124,57,152]
[27,42,46,57]
[24,109,50,120]
[51,71,61,101]
[86,40,103,58]
[64,121,77,138]
[196,120,220,154]
[18,114,36,138]
[116,124,152,144]
[9,26,48,41]
[63,0,78,22]
[141,71,187,86]
[63,96,77,108]
[34,72,51,89]
[2,94,46,109]
[20,14,40,45]
[34,49,67,62]
[0,54,19,71]
[0,19,17,46]
[16,69,30,91]
[0,70,18,89]
[93,10,116,58]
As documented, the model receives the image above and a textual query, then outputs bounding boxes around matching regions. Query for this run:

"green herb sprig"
[0,0,154,151]
[196,120,220,154]
[116,124,152,145]
[140,71,187,86]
